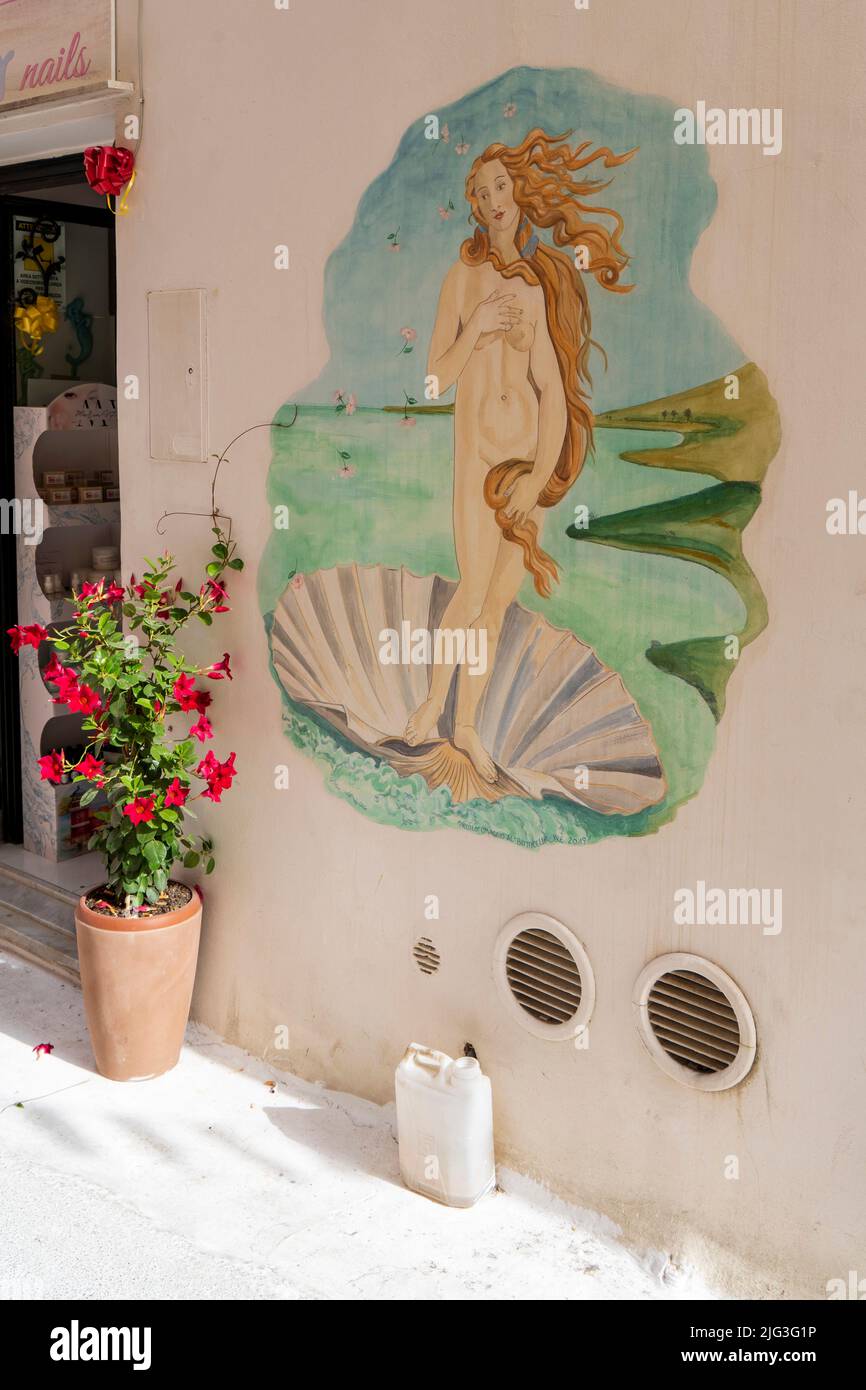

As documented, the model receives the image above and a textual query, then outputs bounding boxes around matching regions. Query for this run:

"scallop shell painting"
[271,564,667,813]
[260,66,779,849]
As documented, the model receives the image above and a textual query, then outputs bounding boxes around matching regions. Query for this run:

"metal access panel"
[147,288,208,462]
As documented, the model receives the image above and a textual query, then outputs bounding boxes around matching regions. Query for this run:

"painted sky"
[300,65,745,412]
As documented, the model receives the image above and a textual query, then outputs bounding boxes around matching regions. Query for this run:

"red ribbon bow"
[83,145,135,196]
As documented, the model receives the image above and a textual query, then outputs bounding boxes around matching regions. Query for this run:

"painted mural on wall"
[260,67,780,848]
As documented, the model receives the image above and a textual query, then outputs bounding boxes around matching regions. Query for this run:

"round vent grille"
[634,953,756,1091]
[412,936,440,975]
[494,913,594,1040]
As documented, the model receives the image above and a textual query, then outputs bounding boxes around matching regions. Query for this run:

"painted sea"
[259,406,743,847]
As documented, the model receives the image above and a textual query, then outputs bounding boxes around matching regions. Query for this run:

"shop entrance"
[0,153,116,876]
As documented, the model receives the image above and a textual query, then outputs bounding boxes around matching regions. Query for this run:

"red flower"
[43,653,66,684]
[75,753,105,785]
[68,683,101,716]
[173,673,202,711]
[203,578,230,613]
[7,623,48,653]
[197,751,237,802]
[38,751,65,784]
[190,713,214,743]
[206,652,233,681]
[105,582,125,603]
[32,1042,54,1059]
[52,669,80,706]
[78,580,101,598]
[123,795,156,825]
[128,573,147,599]
[164,778,188,809]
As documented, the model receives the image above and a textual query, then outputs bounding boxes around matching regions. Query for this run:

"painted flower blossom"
[32,1043,54,1059]
[345,393,357,415]
[503,101,517,117]
[440,123,450,143]
[400,415,417,427]
[38,751,65,784]
[338,462,356,478]
[398,327,416,356]
[290,574,304,591]
[455,140,470,155]
[123,795,156,825]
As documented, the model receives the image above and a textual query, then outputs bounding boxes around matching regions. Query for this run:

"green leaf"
[227,558,244,571]
[211,544,228,560]
[183,851,200,868]
[196,611,213,626]
[205,858,215,875]
[78,787,99,807]
[142,840,166,870]
[205,562,222,578]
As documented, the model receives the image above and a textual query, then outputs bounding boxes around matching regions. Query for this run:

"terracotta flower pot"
[75,889,202,1081]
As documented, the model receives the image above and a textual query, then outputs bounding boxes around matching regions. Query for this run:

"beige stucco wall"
[112,0,865,1297]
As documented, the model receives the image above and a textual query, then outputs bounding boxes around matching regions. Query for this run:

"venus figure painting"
[260,67,780,849]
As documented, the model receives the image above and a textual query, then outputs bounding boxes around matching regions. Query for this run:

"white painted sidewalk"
[0,951,717,1301]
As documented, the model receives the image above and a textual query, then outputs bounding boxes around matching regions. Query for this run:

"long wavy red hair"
[461,128,635,596]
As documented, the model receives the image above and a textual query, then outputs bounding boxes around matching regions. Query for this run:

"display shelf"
[13,384,120,861]
[42,501,121,528]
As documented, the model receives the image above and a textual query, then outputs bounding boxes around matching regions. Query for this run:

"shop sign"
[0,1,115,111]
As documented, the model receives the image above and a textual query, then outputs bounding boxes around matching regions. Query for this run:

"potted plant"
[7,522,241,1081]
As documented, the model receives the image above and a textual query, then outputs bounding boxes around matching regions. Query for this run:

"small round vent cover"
[412,937,440,975]
[633,953,756,1091]
[494,913,594,1040]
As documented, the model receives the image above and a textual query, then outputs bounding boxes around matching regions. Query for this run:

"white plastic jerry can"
[395,1043,495,1207]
